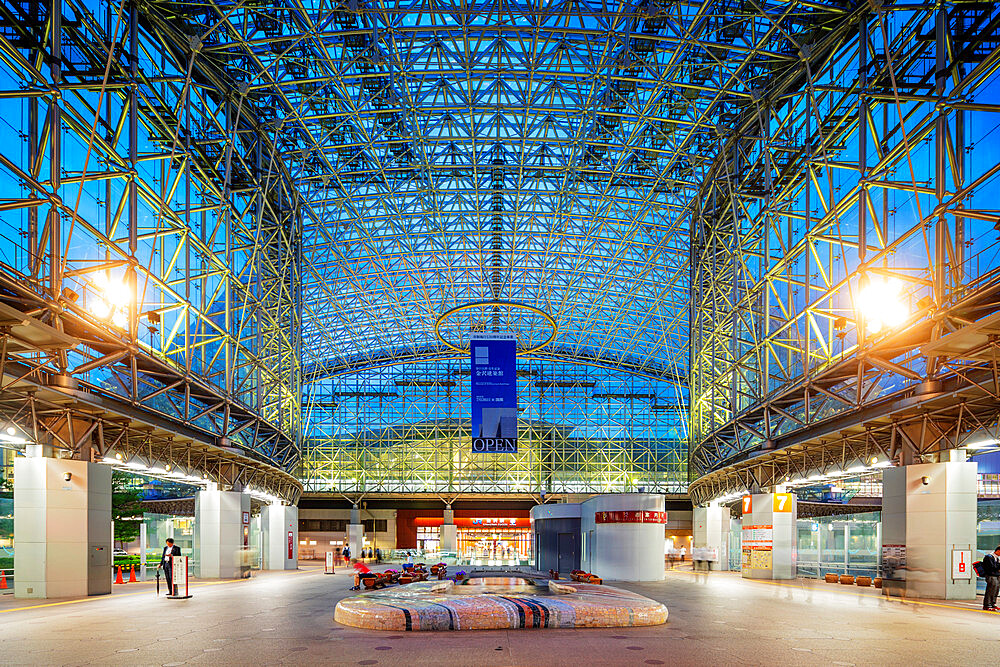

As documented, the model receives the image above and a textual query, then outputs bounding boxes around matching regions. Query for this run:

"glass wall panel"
[795,512,880,579]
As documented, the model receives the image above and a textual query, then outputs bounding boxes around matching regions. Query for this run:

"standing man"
[984,546,1000,611]
[159,537,181,596]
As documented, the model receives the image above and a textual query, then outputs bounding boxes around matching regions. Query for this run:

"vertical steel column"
[28,94,38,276]
[804,63,812,381]
[933,7,947,306]
[48,0,62,298]
[255,139,263,412]
[128,1,138,260]
[858,18,868,265]
[953,29,966,285]
[184,69,192,381]
[929,6,948,379]
[128,0,139,395]
[224,95,234,405]
[105,2,113,259]
[763,100,772,395]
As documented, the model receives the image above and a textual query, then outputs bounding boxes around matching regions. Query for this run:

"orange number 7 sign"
[742,495,752,514]
[773,493,793,512]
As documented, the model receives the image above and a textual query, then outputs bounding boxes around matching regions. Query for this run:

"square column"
[13,457,112,598]
[439,505,457,552]
[741,492,796,580]
[347,504,363,557]
[261,503,298,570]
[882,460,977,599]
[693,503,731,570]
[347,524,364,558]
[195,488,249,579]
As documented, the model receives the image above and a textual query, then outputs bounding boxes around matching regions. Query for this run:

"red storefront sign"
[594,510,666,524]
[414,517,531,528]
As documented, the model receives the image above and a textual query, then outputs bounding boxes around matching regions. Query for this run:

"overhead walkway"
[0,289,300,504]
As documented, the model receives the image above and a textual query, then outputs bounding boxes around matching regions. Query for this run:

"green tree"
[112,470,144,549]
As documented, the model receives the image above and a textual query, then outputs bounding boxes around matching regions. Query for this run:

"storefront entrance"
[457,527,531,562]
[413,517,532,564]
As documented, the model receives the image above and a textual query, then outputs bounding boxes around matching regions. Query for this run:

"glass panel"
[795,512,880,579]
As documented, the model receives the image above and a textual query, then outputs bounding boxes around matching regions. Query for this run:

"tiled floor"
[0,565,998,665]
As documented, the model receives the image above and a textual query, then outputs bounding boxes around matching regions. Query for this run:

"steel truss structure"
[689,1,1000,503]
[0,0,302,496]
[275,0,693,491]
[303,358,687,494]
[0,304,301,499]
[2,0,998,502]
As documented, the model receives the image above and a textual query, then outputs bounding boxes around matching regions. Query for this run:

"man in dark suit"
[159,538,181,595]
[983,545,1000,610]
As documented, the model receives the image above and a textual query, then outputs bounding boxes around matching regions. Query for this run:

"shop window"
[362,519,388,533]
[299,519,348,532]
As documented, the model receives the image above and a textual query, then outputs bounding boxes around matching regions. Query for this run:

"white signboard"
[325,551,335,574]
[168,555,190,598]
[741,524,773,548]
[171,555,186,590]
[952,549,973,579]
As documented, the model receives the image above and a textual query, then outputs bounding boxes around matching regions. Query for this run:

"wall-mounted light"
[921,476,930,486]
[63,472,72,482]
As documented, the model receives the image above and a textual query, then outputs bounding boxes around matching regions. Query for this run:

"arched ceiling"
[135,0,844,384]
[291,3,701,381]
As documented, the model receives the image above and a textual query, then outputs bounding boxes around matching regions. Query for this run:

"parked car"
[112,548,128,558]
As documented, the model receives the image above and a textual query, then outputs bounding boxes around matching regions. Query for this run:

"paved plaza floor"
[0,565,998,665]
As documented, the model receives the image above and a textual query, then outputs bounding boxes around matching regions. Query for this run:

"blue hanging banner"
[470,334,517,453]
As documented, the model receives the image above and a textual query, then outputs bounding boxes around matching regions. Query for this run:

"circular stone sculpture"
[334,577,668,631]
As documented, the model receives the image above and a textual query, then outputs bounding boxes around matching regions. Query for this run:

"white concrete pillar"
[440,505,456,552]
[195,488,249,579]
[261,503,298,570]
[693,503,731,570]
[347,505,363,558]
[882,460,977,599]
[580,493,666,581]
[741,492,796,580]
[13,456,112,598]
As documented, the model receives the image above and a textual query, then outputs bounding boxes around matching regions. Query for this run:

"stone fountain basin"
[334,577,668,631]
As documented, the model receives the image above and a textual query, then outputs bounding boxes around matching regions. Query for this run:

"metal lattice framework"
[280,1,698,491]
[302,358,687,494]
[2,0,998,502]
[0,0,302,496]
[688,1,1000,503]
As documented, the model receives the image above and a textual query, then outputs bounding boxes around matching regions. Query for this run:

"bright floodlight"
[89,272,132,326]
[857,276,908,334]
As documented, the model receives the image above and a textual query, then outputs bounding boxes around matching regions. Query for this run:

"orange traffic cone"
[128,564,137,583]
[0,571,7,589]
[114,565,124,584]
